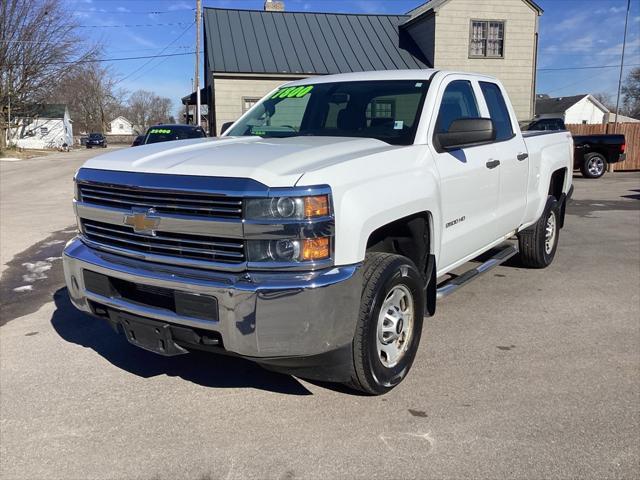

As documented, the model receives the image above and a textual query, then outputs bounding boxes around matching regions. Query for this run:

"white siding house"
[9,104,73,149]
[108,116,135,135]
[535,94,609,124]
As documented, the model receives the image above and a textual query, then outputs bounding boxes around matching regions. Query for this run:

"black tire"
[86,145,91,149]
[517,196,560,268]
[580,152,607,179]
[348,253,425,395]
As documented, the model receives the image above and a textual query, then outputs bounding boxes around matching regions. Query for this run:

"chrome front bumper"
[62,238,362,359]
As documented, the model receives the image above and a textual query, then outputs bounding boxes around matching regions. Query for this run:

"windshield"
[89,134,102,139]
[145,127,205,144]
[227,80,430,146]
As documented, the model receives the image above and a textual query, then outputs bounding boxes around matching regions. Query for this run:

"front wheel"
[581,152,607,179]
[348,253,425,395]
[517,196,560,268]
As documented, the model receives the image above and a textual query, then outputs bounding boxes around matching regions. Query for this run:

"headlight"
[247,237,330,263]
[244,195,330,220]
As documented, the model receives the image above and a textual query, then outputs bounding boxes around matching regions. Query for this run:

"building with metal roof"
[186,0,542,134]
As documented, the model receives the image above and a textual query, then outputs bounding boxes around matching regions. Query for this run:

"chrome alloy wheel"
[588,156,605,177]
[376,285,414,368]
[545,210,557,255]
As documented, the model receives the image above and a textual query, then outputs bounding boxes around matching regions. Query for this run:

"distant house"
[607,113,640,124]
[535,94,609,124]
[9,104,73,149]
[108,116,135,135]
[184,0,543,135]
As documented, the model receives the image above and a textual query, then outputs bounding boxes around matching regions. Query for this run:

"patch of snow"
[21,261,52,282]
[13,285,33,293]
[42,240,65,247]
[0,157,22,162]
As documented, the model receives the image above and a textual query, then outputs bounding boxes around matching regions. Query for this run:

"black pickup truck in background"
[523,118,626,179]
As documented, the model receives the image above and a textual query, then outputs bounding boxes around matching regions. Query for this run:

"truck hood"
[83,136,398,187]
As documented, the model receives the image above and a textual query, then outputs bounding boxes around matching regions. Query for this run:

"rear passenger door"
[430,77,502,270]
[478,81,529,235]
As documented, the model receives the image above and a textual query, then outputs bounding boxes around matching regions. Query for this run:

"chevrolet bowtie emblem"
[123,208,161,236]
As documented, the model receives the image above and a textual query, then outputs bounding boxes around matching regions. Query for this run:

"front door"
[430,78,502,270]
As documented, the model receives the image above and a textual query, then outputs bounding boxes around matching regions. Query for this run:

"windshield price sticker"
[149,129,172,134]
[271,85,314,99]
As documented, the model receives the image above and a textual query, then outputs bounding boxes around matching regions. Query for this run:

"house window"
[470,20,505,58]
[242,97,261,113]
[373,100,394,118]
[118,123,124,130]
[40,127,49,136]
[365,99,396,123]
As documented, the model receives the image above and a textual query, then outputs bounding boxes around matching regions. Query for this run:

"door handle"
[517,153,529,161]
[486,160,501,169]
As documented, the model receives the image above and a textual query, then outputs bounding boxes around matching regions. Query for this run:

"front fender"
[296,146,441,266]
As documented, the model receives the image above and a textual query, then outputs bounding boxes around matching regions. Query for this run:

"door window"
[479,81,514,141]
[435,80,480,134]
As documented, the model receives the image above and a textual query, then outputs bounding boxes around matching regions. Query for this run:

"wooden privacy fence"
[566,123,640,171]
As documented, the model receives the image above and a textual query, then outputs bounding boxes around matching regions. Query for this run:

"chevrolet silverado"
[63,70,574,394]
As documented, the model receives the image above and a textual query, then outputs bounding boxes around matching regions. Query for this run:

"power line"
[117,21,195,84]
[77,22,189,28]
[538,63,640,72]
[6,51,200,67]
[73,9,192,14]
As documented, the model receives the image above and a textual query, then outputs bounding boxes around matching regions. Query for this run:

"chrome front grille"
[78,183,243,219]
[82,219,245,264]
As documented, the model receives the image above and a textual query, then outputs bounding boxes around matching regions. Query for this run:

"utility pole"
[195,0,202,128]
[613,0,630,132]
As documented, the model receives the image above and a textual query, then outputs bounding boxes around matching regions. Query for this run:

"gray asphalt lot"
[1,150,639,480]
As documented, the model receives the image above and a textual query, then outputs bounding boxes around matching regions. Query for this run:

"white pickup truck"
[63,70,573,394]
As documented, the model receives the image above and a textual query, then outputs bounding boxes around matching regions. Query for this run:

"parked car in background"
[523,118,626,179]
[86,133,107,149]
[523,118,566,131]
[131,135,144,147]
[142,124,206,145]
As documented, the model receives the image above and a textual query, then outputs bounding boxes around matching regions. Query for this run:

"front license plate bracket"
[112,311,189,356]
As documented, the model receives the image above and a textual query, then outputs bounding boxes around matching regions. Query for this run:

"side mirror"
[220,121,234,135]
[436,118,496,150]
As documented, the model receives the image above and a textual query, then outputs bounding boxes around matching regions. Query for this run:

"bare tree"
[0,0,99,148]
[592,92,616,112]
[126,90,174,132]
[49,62,127,133]
[621,67,640,119]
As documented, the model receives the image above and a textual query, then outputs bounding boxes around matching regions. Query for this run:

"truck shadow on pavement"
[50,288,313,395]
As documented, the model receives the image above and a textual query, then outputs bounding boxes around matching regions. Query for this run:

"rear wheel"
[581,152,607,179]
[348,253,424,395]
[517,196,560,268]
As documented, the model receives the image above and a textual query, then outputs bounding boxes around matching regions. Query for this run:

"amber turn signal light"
[304,195,329,218]
[301,237,330,261]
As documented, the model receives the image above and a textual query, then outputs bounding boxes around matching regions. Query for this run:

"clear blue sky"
[68,0,640,111]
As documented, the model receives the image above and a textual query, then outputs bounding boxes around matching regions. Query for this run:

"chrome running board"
[436,244,519,299]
